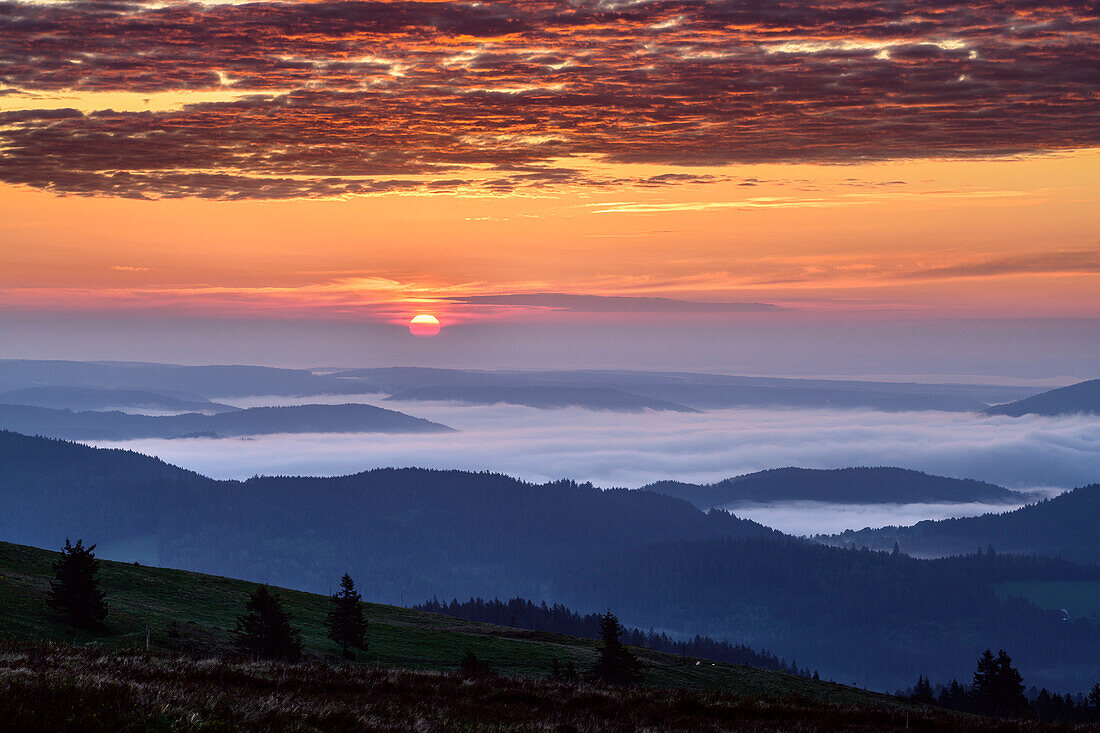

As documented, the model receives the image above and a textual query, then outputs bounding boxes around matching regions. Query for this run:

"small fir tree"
[587,610,641,684]
[912,675,935,704]
[48,539,108,629]
[1089,682,1100,709]
[235,585,302,661]
[326,573,367,658]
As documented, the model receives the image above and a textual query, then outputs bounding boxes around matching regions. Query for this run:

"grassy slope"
[0,540,881,704]
[3,541,1083,731]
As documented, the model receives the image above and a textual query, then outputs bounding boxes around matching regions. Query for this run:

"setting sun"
[409,314,441,337]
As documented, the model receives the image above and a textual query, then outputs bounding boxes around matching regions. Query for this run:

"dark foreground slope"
[0,541,1060,732]
[822,484,1100,565]
[0,643,1059,733]
[0,402,451,440]
[986,379,1100,417]
[646,467,1025,508]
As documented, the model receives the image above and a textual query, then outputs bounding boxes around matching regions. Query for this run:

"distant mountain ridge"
[644,467,1026,508]
[0,360,1040,413]
[0,386,238,414]
[385,385,699,412]
[0,403,451,440]
[986,379,1100,417]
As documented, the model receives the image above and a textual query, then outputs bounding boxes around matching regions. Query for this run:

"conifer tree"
[912,675,934,704]
[587,610,641,684]
[48,539,108,629]
[235,585,302,661]
[326,573,367,658]
[1089,682,1100,709]
[970,649,1026,718]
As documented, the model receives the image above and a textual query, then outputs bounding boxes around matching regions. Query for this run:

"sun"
[408,314,441,337]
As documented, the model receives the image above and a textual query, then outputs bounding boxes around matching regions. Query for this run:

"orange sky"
[2,150,1097,324]
[0,0,1097,341]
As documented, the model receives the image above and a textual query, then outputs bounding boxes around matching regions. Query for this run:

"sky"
[1,1,1097,377]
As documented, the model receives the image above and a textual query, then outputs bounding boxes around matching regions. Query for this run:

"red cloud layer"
[0,0,1096,199]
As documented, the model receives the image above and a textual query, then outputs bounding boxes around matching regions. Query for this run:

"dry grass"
[1,640,1088,732]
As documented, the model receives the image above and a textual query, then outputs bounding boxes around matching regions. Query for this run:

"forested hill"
[644,467,1024,508]
[0,402,451,440]
[0,430,776,601]
[986,379,1100,417]
[821,484,1100,565]
[553,536,1100,692]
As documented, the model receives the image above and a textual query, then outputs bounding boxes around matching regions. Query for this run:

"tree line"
[905,650,1100,724]
[414,596,810,677]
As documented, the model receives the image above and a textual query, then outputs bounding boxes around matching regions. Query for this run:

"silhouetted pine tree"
[587,611,641,684]
[1089,682,1100,709]
[970,649,1026,718]
[911,675,934,704]
[48,539,108,629]
[326,573,367,658]
[235,585,302,661]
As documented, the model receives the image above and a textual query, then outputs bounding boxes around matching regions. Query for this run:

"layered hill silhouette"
[0,386,237,414]
[0,403,451,441]
[986,379,1100,417]
[0,360,1040,413]
[385,385,699,412]
[822,484,1100,566]
[644,467,1026,508]
[2,430,1098,691]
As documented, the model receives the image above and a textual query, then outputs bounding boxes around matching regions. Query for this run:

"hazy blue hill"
[822,484,1100,565]
[0,403,451,441]
[337,366,1030,412]
[0,359,360,397]
[0,431,775,601]
[645,467,1026,508]
[986,379,1100,416]
[0,386,237,413]
[385,385,699,412]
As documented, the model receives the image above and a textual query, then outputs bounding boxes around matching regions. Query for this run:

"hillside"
[0,539,880,698]
[986,379,1100,417]
[822,484,1100,566]
[385,385,699,412]
[645,467,1025,508]
[0,431,776,599]
[0,540,1060,732]
[0,403,451,440]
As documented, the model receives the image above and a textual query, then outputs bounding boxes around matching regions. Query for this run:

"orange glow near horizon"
[1,0,1097,331]
[1,149,1097,323]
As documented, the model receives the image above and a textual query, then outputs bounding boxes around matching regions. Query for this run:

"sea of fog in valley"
[81,396,1099,536]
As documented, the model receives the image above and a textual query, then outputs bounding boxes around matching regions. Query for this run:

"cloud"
[451,293,783,313]
[0,0,1096,199]
[88,401,1100,504]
